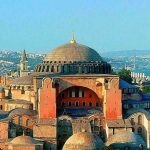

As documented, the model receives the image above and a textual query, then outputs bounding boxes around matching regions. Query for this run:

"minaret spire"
[70,32,76,44]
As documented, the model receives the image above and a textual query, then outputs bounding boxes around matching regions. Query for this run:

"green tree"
[118,68,132,83]
[142,86,150,93]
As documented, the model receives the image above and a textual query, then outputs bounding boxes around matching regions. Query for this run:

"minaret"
[20,49,29,77]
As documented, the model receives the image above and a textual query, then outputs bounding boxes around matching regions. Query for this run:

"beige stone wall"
[128,112,149,148]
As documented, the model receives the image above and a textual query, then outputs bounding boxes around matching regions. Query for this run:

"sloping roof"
[106,132,146,147]
[12,75,33,85]
[119,79,137,89]
[106,119,125,128]
[8,108,37,119]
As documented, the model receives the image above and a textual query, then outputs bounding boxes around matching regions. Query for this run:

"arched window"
[51,66,54,72]
[138,115,142,125]
[131,118,135,125]
[89,102,92,107]
[46,66,49,72]
[94,119,99,126]
[138,127,142,134]
[96,102,99,107]
[75,101,79,107]
[18,116,23,126]
[82,102,86,107]
[26,119,30,126]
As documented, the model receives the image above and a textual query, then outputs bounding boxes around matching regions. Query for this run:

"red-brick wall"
[39,78,56,118]
[57,86,103,108]
[105,85,122,119]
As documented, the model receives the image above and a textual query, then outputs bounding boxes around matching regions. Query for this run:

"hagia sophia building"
[0,35,149,150]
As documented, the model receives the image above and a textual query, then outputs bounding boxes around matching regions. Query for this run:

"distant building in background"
[131,72,150,85]
[20,49,29,77]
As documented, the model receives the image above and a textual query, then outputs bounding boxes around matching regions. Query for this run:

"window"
[82,90,84,97]
[96,102,99,107]
[94,119,99,126]
[62,102,65,107]
[138,127,142,134]
[138,115,142,125]
[89,102,92,107]
[68,102,72,107]
[18,116,23,126]
[131,118,135,125]
[51,66,54,72]
[46,66,49,72]
[0,105,2,110]
[42,66,45,72]
[26,119,30,126]
[75,87,79,97]
[69,91,72,97]
[82,102,86,107]
[75,101,79,107]
[21,87,25,94]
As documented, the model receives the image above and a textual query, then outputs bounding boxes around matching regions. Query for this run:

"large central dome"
[35,37,111,74]
[44,42,102,62]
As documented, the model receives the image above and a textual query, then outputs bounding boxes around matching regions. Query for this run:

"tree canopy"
[118,68,132,83]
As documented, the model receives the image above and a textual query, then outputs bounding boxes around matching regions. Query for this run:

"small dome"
[63,132,104,150]
[10,135,38,145]
[106,132,146,148]
[44,42,102,62]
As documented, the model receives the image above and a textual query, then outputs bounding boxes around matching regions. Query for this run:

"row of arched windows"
[61,101,100,107]
[36,63,111,74]
[131,115,142,125]
[12,117,30,126]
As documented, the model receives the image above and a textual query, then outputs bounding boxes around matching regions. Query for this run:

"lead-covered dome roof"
[10,135,39,145]
[63,131,104,150]
[44,42,102,62]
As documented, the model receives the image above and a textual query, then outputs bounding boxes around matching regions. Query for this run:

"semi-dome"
[10,135,39,145]
[44,42,102,62]
[63,131,104,150]
[106,132,146,149]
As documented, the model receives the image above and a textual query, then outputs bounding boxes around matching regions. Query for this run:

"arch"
[57,115,73,149]
[130,117,135,125]
[57,86,102,109]
[58,115,73,122]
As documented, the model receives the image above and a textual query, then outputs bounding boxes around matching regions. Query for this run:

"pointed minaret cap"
[70,32,76,44]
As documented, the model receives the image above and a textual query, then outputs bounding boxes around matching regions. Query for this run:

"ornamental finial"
[70,32,76,44]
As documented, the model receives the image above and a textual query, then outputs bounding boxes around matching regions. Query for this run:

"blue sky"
[0,0,150,53]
